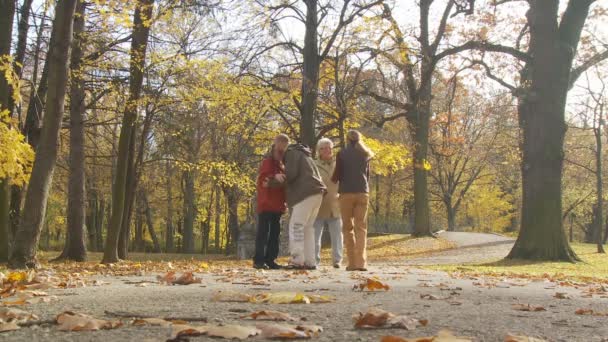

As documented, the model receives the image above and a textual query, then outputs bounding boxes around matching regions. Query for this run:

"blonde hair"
[316,138,334,154]
[274,133,290,145]
[347,130,374,158]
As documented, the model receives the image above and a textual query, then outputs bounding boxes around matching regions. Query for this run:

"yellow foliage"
[365,137,410,176]
[0,110,34,185]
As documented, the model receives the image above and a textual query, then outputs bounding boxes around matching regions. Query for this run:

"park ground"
[1,232,608,342]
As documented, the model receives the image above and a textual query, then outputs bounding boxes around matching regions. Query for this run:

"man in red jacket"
[253,134,290,269]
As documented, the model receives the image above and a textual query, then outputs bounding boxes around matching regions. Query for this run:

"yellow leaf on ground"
[256,292,310,304]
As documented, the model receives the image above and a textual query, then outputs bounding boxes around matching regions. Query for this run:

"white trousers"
[289,193,323,266]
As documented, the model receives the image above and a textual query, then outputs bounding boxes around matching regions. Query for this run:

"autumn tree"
[9,0,78,268]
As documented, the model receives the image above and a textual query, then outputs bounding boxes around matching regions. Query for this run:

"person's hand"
[274,173,286,182]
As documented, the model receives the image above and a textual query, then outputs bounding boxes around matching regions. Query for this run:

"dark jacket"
[256,154,287,213]
[332,144,371,194]
[283,144,326,207]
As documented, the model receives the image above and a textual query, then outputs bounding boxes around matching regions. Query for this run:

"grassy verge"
[424,243,608,283]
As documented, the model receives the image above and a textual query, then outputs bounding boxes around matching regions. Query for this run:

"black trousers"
[254,212,282,264]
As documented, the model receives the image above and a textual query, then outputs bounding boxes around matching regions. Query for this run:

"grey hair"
[316,138,334,153]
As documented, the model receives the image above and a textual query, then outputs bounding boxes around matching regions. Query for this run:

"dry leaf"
[206,324,259,339]
[505,334,548,342]
[512,304,546,312]
[211,290,253,302]
[132,317,172,327]
[257,323,310,339]
[0,307,38,324]
[355,278,390,291]
[173,272,202,285]
[307,294,335,303]
[381,330,472,342]
[246,310,297,321]
[0,321,20,333]
[354,308,426,331]
[256,292,310,304]
[172,324,209,338]
[56,311,122,331]
[553,292,570,299]
[420,294,442,300]
[575,308,608,316]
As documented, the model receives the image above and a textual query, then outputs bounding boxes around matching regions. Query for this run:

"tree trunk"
[300,0,319,147]
[142,191,161,253]
[96,198,105,250]
[202,188,214,254]
[87,193,98,251]
[507,0,585,261]
[60,0,88,262]
[9,0,78,269]
[134,193,144,252]
[214,186,221,251]
[117,129,136,259]
[410,85,433,237]
[7,0,34,116]
[594,122,605,253]
[181,170,196,254]
[446,203,456,232]
[0,0,16,263]
[102,0,154,264]
[225,188,239,255]
[165,161,174,252]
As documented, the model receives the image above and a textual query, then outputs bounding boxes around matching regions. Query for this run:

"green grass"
[425,243,608,283]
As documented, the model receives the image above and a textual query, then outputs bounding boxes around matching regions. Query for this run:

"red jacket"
[256,157,287,213]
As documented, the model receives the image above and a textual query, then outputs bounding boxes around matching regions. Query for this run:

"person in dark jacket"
[332,130,374,271]
[253,134,290,269]
[281,143,326,269]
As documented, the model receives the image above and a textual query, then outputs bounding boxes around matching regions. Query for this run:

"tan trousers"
[339,193,369,269]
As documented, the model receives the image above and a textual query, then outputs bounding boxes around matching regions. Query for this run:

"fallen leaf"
[206,324,259,339]
[354,308,426,330]
[575,308,608,316]
[512,304,546,312]
[257,323,310,339]
[420,294,442,300]
[355,278,390,291]
[56,311,122,331]
[132,317,172,327]
[0,307,38,323]
[6,272,27,284]
[172,324,209,338]
[255,292,310,304]
[553,292,570,299]
[0,321,20,333]
[211,291,253,302]
[245,310,297,321]
[0,298,27,306]
[381,330,471,342]
[505,334,548,342]
[307,294,335,303]
[173,272,202,285]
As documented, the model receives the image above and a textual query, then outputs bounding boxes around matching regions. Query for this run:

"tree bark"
[0,0,16,262]
[102,0,154,264]
[446,202,456,232]
[300,0,319,147]
[165,161,174,252]
[594,116,605,253]
[59,0,88,262]
[214,185,221,251]
[181,170,196,254]
[224,188,239,255]
[7,0,34,116]
[117,129,136,259]
[507,0,589,261]
[134,193,144,252]
[9,0,78,269]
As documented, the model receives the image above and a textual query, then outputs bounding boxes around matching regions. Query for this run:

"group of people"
[253,130,374,271]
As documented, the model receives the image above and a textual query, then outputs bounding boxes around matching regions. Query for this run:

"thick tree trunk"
[9,0,78,269]
[102,0,154,264]
[410,86,433,237]
[181,170,196,254]
[507,0,583,261]
[87,193,98,251]
[446,204,456,232]
[117,130,136,259]
[165,161,174,252]
[0,0,16,263]
[300,0,319,147]
[201,188,214,254]
[60,0,88,262]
